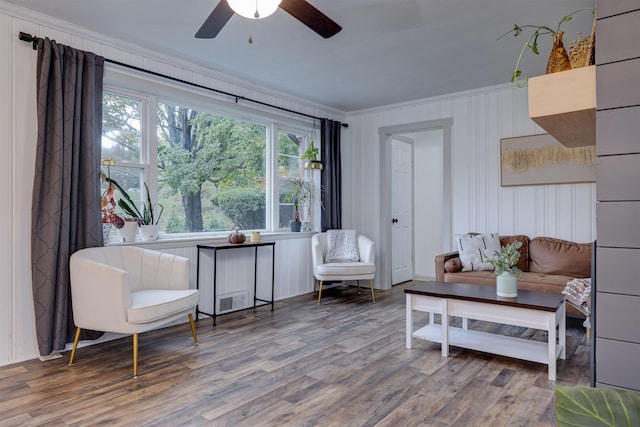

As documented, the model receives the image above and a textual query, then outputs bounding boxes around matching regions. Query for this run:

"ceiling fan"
[195,0,342,39]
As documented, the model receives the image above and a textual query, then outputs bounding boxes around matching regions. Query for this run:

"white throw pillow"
[326,229,360,263]
[454,233,501,272]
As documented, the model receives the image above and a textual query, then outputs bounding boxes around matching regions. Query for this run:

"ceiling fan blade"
[279,0,342,39]
[195,1,235,39]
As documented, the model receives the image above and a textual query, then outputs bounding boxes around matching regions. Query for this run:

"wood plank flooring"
[0,282,590,426]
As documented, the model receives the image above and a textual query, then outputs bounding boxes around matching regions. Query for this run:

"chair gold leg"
[189,313,198,346]
[369,279,376,303]
[133,333,139,379]
[68,327,81,366]
[586,327,591,340]
[313,277,317,293]
[317,281,324,304]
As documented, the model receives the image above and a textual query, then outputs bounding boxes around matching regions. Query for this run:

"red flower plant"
[101,158,119,225]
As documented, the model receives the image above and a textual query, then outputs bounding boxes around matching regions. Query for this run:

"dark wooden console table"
[196,242,275,326]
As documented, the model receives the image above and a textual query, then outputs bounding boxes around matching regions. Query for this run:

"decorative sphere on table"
[228,230,246,244]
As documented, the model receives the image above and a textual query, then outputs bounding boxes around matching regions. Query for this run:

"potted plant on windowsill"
[112,215,138,243]
[291,199,302,232]
[106,178,164,241]
[487,241,523,298]
[285,177,315,232]
[100,158,119,244]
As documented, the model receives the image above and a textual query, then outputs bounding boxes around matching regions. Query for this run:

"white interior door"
[391,138,413,285]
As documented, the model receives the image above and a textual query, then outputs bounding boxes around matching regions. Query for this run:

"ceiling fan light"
[227,0,282,20]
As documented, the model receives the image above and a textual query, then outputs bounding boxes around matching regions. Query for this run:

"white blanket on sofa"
[562,278,591,317]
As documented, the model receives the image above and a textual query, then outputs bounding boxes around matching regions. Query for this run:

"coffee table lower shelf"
[413,324,558,365]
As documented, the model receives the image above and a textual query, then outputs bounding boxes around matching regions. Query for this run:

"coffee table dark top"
[404,281,565,312]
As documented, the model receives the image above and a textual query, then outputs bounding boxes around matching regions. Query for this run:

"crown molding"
[347,82,518,117]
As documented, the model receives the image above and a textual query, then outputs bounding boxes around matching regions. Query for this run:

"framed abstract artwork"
[500,133,596,186]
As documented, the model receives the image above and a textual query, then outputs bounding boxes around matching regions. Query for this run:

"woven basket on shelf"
[568,17,596,69]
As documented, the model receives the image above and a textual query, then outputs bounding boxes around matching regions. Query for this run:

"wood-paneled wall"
[0,3,337,366]
[137,236,313,316]
[594,0,640,392]
[344,83,596,289]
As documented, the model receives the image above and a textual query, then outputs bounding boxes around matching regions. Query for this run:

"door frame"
[378,118,453,290]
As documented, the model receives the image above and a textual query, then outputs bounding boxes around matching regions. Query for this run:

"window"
[101,87,316,237]
[101,92,146,229]
[156,101,267,233]
[278,130,304,229]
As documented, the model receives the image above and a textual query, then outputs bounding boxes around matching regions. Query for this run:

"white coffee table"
[405,281,566,381]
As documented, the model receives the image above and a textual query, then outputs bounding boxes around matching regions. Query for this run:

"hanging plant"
[301,141,323,170]
[301,141,319,161]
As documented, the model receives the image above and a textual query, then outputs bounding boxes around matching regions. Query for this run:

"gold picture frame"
[500,134,595,186]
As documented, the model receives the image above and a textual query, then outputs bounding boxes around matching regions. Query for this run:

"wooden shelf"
[413,324,552,365]
[528,65,596,147]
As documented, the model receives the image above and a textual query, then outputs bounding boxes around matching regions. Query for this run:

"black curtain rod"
[18,31,348,128]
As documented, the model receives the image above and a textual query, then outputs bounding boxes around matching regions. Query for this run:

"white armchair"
[69,246,199,378]
[311,232,376,304]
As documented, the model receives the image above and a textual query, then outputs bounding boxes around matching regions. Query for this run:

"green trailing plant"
[497,8,594,87]
[106,178,164,226]
[301,141,319,161]
[487,241,523,275]
[555,385,640,427]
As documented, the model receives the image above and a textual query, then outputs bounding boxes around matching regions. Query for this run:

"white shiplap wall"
[0,3,336,366]
[343,84,596,289]
[139,236,313,318]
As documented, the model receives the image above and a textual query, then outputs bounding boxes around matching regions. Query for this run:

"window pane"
[278,131,303,229]
[101,92,145,242]
[157,102,267,233]
[102,93,142,164]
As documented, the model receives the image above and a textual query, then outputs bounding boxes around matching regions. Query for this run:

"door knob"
[392,218,398,223]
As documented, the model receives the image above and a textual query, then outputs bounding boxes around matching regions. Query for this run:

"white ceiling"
[7,0,595,111]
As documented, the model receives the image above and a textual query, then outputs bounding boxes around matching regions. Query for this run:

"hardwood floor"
[0,282,590,426]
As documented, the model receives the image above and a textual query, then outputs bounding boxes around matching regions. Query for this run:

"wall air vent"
[216,291,248,314]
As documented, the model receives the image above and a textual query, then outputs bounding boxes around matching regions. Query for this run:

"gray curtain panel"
[320,118,342,231]
[31,38,104,356]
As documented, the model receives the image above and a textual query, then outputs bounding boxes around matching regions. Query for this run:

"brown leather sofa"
[435,235,592,316]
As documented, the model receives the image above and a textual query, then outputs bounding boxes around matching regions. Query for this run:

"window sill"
[105,230,317,248]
